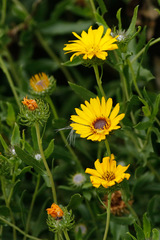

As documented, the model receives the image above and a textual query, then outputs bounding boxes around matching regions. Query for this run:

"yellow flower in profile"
[30,73,49,92]
[85,154,130,188]
[70,96,125,141]
[63,25,118,61]
[30,73,56,96]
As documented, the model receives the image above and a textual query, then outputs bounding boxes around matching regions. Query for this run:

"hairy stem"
[35,122,57,203]
[103,192,111,240]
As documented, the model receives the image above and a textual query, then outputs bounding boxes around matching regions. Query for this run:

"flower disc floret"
[70,96,125,141]
[85,154,130,188]
[63,25,118,62]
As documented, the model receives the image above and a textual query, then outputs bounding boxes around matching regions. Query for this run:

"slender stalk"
[4,47,22,88]
[35,31,74,83]
[1,0,7,25]
[35,122,57,203]
[93,65,106,98]
[104,139,111,157]
[85,199,99,239]
[46,95,83,170]
[125,202,141,226]
[23,174,41,240]
[8,161,19,204]
[147,162,160,182]
[103,192,111,240]
[131,37,160,63]
[63,230,70,240]
[127,59,142,98]
[0,57,20,108]
[1,177,17,240]
[89,0,96,15]
[0,216,43,240]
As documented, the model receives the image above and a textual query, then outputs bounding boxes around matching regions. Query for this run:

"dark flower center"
[104,171,115,181]
[94,118,107,129]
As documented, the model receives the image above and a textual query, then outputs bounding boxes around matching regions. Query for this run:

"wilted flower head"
[70,96,125,141]
[30,72,56,97]
[103,191,133,216]
[63,25,118,62]
[85,154,130,188]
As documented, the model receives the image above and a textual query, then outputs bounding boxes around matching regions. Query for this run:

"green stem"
[104,139,111,157]
[127,59,142,98]
[8,161,19,205]
[147,162,160,182]
[93,65,106,98]
[23,174,41,240]
[85,199,99,239]
[0,57,20,108]
[0,216,43,240]
[131,37,160,63]
[35,122,57,204]
[4,47,22,88]
[63,230,70,240]
[1,177,17,240]
[89,0,96,16]
[35,31,74,83]
[46,95,83,171]
[125,202,141,226]
[1,0,7,25]
[103,192,111,240]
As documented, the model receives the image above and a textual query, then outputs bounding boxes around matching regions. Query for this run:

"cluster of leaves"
[0,0,160,240]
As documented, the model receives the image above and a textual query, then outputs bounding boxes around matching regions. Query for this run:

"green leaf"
[6,102,15,127]
[96,0,107,15]
[44,139,54,159]
[83,191,92,201]
[95,13,108,27]
[126,6,139,36]
[127,232,137,240]
[134,223,145,240]
[152,228,160,240]
[67,193,83,210]
[68,82,96,101]
[111,215,135,225]
[152,94,160,120]
[116,8,122,30]
[62,56,83,67]
[134,121,152,130]
[143,213,151,238]
[11,123,21,145]
[0,134,9,152]
[39,20,93,35]
[15,146,45,175]
[0,206,10,217]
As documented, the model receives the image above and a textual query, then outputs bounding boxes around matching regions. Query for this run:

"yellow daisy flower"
[63,25,118,61]
[85,154,130,188]
[70,96,125,141]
